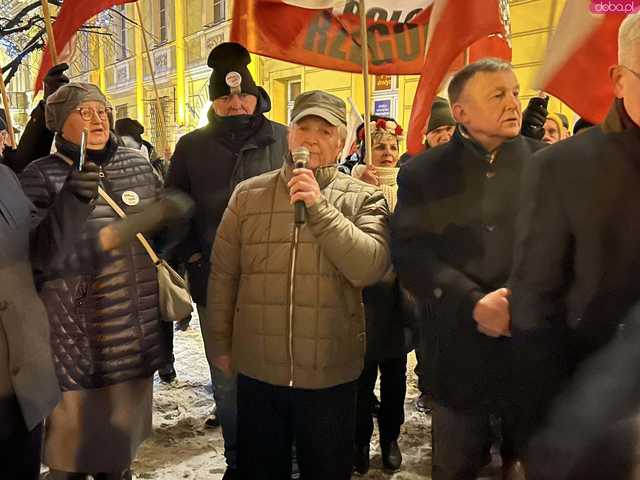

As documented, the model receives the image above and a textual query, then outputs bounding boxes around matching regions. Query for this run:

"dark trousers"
[237,374,356,480]
[432,400,518,480]
[413,305,434,394]
[0,420,42,480]
[355,356,407,447]
[161,320,175,367]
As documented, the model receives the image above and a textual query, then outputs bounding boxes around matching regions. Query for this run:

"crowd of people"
[2,10,640,480]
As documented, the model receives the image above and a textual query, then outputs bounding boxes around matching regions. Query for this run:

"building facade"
[5,0,571,152]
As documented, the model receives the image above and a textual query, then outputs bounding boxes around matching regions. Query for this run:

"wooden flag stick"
[40,0,59,65]
[538,0,559,98]
[135,1,169,159]
[358,0,372,166]
[0,67,16,149]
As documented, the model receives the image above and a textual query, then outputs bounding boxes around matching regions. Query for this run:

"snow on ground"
[133,315,433,479]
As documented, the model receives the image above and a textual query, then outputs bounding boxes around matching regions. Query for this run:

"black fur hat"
[207,42,259,101]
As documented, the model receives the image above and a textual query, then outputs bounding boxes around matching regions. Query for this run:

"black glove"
[66,161,100,202]
[44,63,70,99]
[521,96,549,140]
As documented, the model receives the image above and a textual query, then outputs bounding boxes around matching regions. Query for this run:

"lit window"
[213,0,225,24]
[159,0,168,42]
[287,79,301,123]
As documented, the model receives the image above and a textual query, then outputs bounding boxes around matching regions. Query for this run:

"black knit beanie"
[208,42,259,101]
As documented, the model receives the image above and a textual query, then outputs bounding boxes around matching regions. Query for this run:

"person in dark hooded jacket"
[165,41,287,479]
[115,118,167,181]
[2,63,70,173]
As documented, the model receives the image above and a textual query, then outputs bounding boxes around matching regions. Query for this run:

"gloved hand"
[521,96,549,140]
[44,63,70,99]
[65,161,100,202]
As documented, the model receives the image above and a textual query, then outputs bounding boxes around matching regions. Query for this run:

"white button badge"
[121,191,140,206]
[225,71,242,95]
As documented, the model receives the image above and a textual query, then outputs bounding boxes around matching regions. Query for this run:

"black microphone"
[292,147,309,225]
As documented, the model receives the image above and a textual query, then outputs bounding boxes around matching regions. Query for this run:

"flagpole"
[0,67,16,149]
[539,0,558,97]
[40,0,59,65]
[358,0,372,166]
[135,1,170,160]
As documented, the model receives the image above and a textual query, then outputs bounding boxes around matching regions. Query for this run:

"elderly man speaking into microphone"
[204,90,390,480]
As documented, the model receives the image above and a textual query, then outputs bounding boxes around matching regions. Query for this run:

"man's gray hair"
[289,121,348,141]
[447,58,513,104]
[618,13,640,65]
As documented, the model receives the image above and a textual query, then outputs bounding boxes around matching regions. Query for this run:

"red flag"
[232,0,433,75]
[406,0,511,154]
[535,0,626,124]
[34,0,136,94]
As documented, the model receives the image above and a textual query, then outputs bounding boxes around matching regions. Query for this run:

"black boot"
[381,439,402,471]
[222,467,238,479]
[158,364,177,383]
[415,392,433,414]
[353,444,370,475]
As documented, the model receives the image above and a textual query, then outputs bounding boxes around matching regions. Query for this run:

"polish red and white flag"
[405,0,511,153]
[534,0,628,125]
[34,0,136,94]
[232,0,434,75]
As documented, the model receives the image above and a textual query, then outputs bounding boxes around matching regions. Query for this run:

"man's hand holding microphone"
[288,147,321,219]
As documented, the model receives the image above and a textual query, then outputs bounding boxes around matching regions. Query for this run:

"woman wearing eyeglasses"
[18,83,169,480]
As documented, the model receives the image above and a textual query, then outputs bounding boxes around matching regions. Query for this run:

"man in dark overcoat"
[510,12,640,479]
[391,58,544,479]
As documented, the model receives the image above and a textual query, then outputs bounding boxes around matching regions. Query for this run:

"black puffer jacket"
[20,135,167,391]
[166,88,288,304]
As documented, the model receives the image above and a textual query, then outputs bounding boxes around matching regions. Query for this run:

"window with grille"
[146,96,175,153]
[80,33,91,72]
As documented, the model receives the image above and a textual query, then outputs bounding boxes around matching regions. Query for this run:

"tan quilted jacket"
[205,159,391,389]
